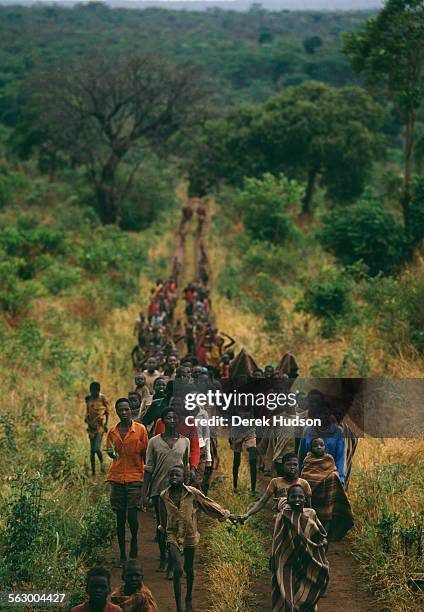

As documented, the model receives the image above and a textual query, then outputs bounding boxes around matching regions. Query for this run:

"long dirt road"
[109,198,379,611]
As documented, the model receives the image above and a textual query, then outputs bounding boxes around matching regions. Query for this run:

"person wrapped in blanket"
[298,398,346,485]
[271,484,329,612]
[301,437,354,541]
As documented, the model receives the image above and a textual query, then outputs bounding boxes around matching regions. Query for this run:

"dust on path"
[320,540,377,612]
[110,507,210,612]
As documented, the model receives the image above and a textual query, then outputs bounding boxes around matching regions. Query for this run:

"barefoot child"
[301,437,354,540]
[271,485,329,612]
[142,405,191,571]
[239,452,312,523]
[71,567,122,612]
[159,465,239,612]
[111,560,159,612]
[106,399,149,564]
[85,382,109,477]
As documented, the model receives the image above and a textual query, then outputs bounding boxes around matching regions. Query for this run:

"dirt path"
[113,196,379,611]
[249,523,377,611]
[320,540,376,612]
[109,201,212,610]
[110,508,210,611]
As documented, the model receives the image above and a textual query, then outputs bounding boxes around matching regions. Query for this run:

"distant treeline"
[0,3,371,113]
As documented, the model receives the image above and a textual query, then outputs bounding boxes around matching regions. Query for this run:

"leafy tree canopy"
[319,195,408,276]
[235,173,303,244]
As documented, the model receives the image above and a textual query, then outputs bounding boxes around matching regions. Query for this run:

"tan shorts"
[231,429,256,453]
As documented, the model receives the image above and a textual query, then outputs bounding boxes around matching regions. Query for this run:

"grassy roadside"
[348,439,424,612]
[205,195,424,611]
[206,195,424,377]
[0,182,177,604]
[201,445,271,612]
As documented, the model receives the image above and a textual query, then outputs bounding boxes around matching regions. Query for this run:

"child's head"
[86,567,110,606]
[89,381,101,397]
[167,355,179,368]
[175,366,190,380]
[264,365,274,378]
[192,365,203,379]
[153,377,167,397]
[169,464,185,487]
[161,405,180,428]
[276,452,299,479]
[311,437,326,457]
[128,392,141,416]
[122,559,143,593]
[134,373,145,388]
[145,356,157,372]
[115,398,131,422]
[287,484,305,513]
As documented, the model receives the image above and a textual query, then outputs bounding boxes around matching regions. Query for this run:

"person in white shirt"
[192,401,212,493]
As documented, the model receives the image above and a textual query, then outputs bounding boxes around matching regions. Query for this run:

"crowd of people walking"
[78,202,357,612]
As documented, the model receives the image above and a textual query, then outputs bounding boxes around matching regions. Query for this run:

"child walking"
[271,484,329,612]
[159,465,239,612]
[301,437,354,540]
[239,452,312,522]
[106,398,149,564]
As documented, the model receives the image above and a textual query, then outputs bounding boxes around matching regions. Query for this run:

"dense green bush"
[0,164,13,209]
[39,262,82,295]
[296,268,352,337]
[52,202,100,232]
[242,239,299,280]
[320,198,408,276]
[303,35,323,54]
[217,257,242,302]
[77,227,143,274]
[0,474,43,581]
[255,272,283,333]
[360,273,424,354]
[297,269,352,319]
[76,495,115,562]
[41,440,80,480]
[0,225,67,261]
[407,176,424,246]
[0,258,40,316]
[119,159,177,231]
[236,173,303,243]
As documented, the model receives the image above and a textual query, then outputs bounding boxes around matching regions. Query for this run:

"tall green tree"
[188,105,264,196]
[190,82,384,213]
[344,0,424,224]
[254,82,384,213]
[19,54,203,224]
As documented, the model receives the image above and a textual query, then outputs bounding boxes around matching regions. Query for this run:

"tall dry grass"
[207,199,424,377]
[0,213,177,598]
[205,197,424,610]
[202,445,271,612]
[349,439,424,611]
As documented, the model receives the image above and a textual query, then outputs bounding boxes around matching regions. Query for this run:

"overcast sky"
[1,0,383,10]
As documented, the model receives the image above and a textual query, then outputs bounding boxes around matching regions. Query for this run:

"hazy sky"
[4,0,383,9]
